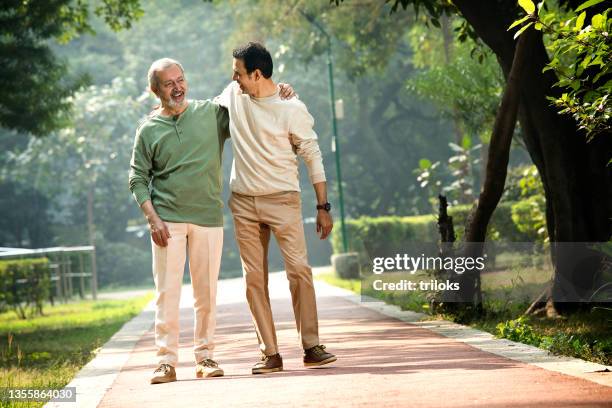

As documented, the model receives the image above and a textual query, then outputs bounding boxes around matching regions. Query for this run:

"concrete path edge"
[44,300,156,408]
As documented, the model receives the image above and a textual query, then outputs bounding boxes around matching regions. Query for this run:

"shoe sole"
[252,366,283,375]
[304,356,337,367]
[150,376,177,384]
[196,369,224,378]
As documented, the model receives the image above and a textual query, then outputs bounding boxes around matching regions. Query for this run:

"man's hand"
[149,215,171,247]
[316,210,333,240]
[278,83,296,100]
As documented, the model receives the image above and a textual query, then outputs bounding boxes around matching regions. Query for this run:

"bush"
[332,253,360,279]
[331,202,530,263]
[330,214,436,266]
[0,258,51,318]
[496,316,541,345]
[511,197,547,242]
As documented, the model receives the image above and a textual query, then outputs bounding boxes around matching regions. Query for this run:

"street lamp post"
[300,11,349,253]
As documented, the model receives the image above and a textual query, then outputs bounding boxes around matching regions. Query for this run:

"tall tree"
[0,0,142,135]
[335,0,611,312]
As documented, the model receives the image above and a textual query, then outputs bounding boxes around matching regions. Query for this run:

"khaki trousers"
[151,222,223,366]
[229,191,319,356]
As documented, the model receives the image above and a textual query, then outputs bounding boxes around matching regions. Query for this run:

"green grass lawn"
[315,269,611,366]
[316,270,361,293]
[0,294,153,407]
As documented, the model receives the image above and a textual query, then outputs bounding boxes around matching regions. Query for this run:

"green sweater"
[129,100,230,227]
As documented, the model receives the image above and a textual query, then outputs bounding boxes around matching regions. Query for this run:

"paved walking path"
[50,271,611,408]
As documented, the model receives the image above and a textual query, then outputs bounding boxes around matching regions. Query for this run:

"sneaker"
[252,353,283,374]
[150,363,177,384]
[195,358,224,378]
[303,345,337,367]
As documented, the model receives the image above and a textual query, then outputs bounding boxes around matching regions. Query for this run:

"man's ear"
[253,69,262,81]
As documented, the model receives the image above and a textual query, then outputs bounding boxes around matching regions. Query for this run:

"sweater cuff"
[132,188,151,206]
[310,172,327,185]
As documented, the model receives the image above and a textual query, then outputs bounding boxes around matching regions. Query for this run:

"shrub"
[496,316,541,345]
[331,202,529,264]
[0,258,51,318]
[332,253,360,279]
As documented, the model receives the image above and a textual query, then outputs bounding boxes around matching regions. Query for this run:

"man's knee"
[285,260,312,282]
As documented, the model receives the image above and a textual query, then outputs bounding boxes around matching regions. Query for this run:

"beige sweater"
[216,81,326,196]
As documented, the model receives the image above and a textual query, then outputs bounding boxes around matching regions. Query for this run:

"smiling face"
[152,64,187,109]
[232,58,258,96]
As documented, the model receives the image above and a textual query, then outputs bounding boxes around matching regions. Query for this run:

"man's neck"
[161,101,189,117]
[251,80,277,99]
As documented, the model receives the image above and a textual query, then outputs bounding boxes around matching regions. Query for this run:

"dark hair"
[232,42,273,79]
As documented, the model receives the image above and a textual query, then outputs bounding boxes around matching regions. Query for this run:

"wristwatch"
[316,202,332,212]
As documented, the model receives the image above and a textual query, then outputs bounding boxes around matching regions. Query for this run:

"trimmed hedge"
[332,252,360,279]
[331,202,530,262]
[0,258,51,318]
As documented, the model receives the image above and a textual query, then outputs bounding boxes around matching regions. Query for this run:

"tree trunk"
[453,0,612,313]
[457,30,531,306]
[464,31,529,243]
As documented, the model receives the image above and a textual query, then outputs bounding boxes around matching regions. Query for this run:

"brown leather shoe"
[252,353,283,374]
[303,345,337,367]
[196,358,224,378]
[150,363,177,384]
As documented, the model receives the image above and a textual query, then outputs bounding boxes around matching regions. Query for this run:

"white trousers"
[151,222,223,366]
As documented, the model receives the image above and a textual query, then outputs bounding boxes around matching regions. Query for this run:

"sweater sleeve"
[213,81,237,109]
[288,102,326,184]
[128,125,153,206]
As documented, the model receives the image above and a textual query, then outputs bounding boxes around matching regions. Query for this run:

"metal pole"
[298,10,349,253]
[326,43,349,253]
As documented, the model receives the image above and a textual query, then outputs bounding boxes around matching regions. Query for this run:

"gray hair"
[147,58,185,90]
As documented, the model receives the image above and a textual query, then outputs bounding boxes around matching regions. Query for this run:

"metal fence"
[0,246,97,302]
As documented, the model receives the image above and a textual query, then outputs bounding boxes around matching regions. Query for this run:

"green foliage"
[496,316,541,344]
[510,165,548,242]
[0,0,143,135]
[95,239,152,288]
[0,259,50,319]
[496,315,611,365]
[332,253,360,279]
[511,198,547,241]
[316,271,361,293]
[0,181,52,248]
[407,24,504,137]
[510,0,611,139]
[450,202,524,242]
[330,202,528,260]
[414,159,443,208]
[4,78,150,239]
[407,19,505,209]
[414,137,483,208]
[330,214,435,263]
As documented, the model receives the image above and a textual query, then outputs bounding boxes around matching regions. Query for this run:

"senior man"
[217,42,337,375]
[129,58,293,384]
[129,58,229,384]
